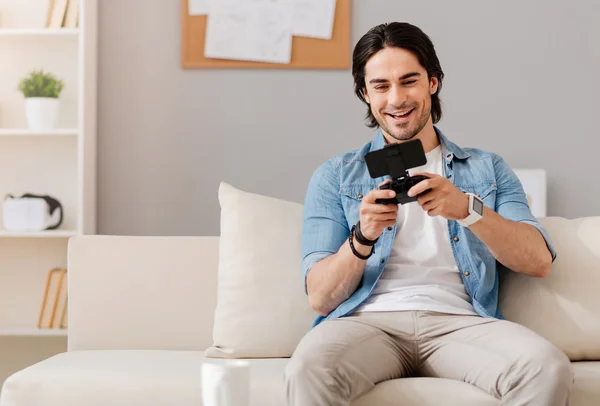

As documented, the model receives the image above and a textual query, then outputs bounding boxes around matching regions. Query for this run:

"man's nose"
[388,85,407,107]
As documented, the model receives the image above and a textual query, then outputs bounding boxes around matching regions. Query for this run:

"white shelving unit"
[0,28,79,36]
[0,128,78,136]
[0,328,68,337]
[0,230,77,237]
[0,0,97,390]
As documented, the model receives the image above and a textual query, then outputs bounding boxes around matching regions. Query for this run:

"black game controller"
[376,175,430,205]
[364,139,432,205]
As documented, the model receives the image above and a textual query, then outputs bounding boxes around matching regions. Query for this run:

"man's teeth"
[392,109,412,117]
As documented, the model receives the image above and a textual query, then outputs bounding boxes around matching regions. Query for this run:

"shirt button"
[464,271,470,276]
[453,237,459,242]
[387,226,393,231]
[358,194,363,199]
[380,259,385,264]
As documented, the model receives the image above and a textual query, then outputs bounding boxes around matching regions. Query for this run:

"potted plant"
[18,69,64,130]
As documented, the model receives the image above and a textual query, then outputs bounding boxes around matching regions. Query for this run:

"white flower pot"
[25,97,60,130]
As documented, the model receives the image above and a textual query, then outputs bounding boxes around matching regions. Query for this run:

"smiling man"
[285,22,573,406]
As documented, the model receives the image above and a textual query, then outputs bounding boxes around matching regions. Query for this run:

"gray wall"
[98,0,599,236]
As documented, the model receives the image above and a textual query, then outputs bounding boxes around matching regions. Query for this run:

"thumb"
[410,172,434,179]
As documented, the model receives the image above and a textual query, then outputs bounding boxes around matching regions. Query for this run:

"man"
[286,22,573,406]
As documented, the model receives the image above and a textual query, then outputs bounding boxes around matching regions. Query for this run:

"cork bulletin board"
[180,0,351,69]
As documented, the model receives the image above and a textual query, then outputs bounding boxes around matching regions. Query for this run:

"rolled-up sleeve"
[493,154,557,262]
[301,160,350,294]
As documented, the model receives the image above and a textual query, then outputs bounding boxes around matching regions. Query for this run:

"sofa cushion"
[0,351,286,406]
[353,378,498,406]
[571,362,600,406]
[498,216,600,361]
[3,351,597,406]
[205,182,317,358]
[66,235,219,351]
[0,350,502,406]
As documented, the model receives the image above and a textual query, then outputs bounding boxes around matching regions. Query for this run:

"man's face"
[362,46,439,142]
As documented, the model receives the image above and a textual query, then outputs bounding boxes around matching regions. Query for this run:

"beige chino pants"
[285,311,573,406]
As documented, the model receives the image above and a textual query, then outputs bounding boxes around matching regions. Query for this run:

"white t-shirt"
[354,145,477,315]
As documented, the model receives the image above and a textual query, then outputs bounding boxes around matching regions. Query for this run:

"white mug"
[201,359,250,406]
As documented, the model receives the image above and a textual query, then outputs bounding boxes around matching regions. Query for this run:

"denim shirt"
[301,127,557,328]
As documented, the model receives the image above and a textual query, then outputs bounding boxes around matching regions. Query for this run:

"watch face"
[473,196,484,215]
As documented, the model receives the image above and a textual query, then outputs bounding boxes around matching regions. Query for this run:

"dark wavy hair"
[352,22,445,128]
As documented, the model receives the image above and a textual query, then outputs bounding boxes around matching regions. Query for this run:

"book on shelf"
[37,267,68,329]
[45,0,79,29]
[63,0,79,29]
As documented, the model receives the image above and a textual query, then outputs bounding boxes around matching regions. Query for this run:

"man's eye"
[404,80,417,85]
[375,86,388,91]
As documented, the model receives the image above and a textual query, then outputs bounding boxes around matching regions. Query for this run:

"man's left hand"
[407,172,470,220]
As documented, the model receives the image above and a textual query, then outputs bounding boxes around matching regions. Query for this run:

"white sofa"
[1,183,600,406]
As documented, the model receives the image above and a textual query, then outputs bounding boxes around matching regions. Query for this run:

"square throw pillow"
[205,182,317,358]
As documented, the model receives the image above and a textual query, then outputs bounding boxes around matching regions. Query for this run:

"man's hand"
[359,180,398,241]
[407,172,469,220]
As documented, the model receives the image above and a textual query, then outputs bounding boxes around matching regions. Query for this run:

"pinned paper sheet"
[204,0,294,64]
[189,0,209,15]
[292,0,336,39]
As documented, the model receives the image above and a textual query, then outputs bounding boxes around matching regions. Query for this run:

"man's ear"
[362,87,370,104]
[430,76,439,95]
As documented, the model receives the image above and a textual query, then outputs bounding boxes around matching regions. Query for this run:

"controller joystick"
[376,174,431,205]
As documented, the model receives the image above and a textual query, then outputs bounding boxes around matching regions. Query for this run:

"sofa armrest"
[66,235,219,351]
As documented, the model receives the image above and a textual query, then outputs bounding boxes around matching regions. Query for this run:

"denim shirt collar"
[368,126,471,161]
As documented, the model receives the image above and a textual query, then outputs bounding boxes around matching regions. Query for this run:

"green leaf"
[17,69,65,98]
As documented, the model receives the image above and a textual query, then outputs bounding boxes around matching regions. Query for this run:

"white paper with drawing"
[204,0,294,64]
[188,0,209,15]
[292,0,336,39]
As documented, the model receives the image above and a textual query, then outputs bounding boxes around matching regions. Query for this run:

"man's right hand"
[358,180,398,241]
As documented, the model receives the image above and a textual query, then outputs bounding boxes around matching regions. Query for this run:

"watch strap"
[457,193,483,227]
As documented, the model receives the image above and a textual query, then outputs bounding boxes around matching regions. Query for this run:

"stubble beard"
[378,104,431,143]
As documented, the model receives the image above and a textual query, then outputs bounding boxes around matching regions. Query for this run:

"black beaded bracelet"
[353,221,379,246]
[349,227,374,260]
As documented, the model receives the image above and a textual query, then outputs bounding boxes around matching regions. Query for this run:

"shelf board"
[0,28,79,37]
[0,230,77,238]
[0,328,67,337]
[0,129,78,137]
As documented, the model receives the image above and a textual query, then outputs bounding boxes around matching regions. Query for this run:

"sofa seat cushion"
[571,362,600,406]
[0,350,287,406]
[353,377,498,405]
[2,351,597,406]
[0,350,498,406]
